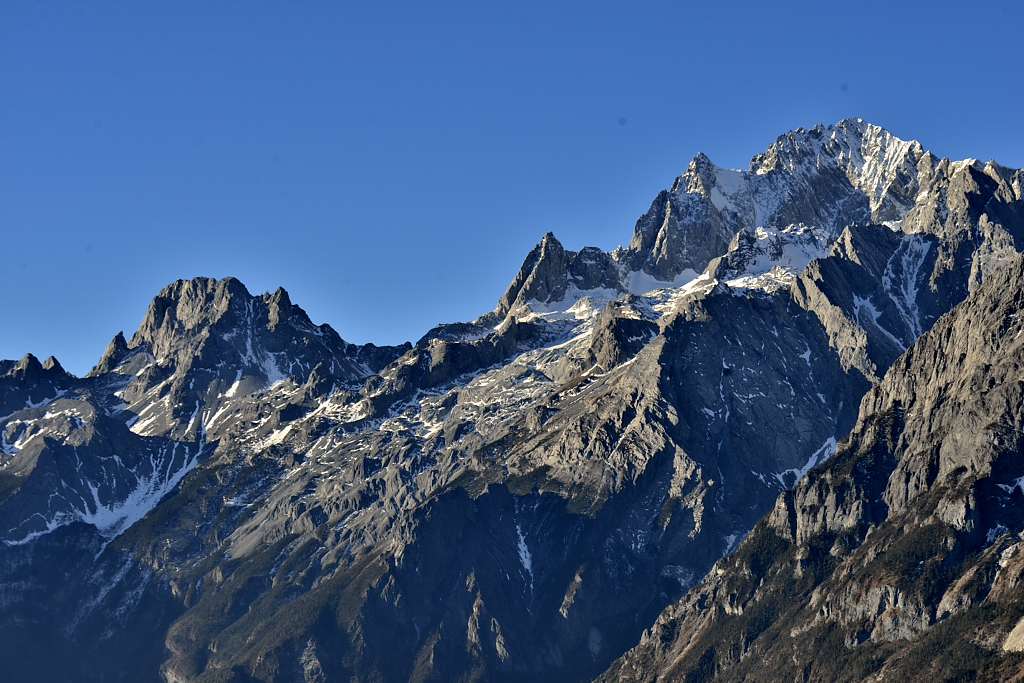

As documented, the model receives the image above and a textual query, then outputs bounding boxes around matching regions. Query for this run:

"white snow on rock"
[708,166,746,213]
[883,234,931,339]
[853,294,906,351]
[522,285,621,324]
[723,225,829,293]
[223,369,244,398]
[4,439,206,546]
[775,437,837,488]
[515,521,534,589]
[623,268,700,297]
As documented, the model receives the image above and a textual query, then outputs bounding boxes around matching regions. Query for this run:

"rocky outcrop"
[705,223,828,292]
[622,157,743,280]
[363,317,550,415]
[0,353,74,418]
[602,253,1024,682]
[494,233,621,319]
[90,331,130,376]
[623,119,929,282]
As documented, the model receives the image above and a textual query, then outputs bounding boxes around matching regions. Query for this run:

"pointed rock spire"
[41,355,67,375]
[267,287,293,330]
[90,331,131,376]
[494,232,571,317]
[14,353,43,376]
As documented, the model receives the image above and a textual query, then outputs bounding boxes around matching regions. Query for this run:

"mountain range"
[2,118,1023,682]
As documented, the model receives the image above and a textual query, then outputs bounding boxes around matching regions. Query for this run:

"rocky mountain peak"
[125,276,344,372]
[3,118,1022,683]
[749,118,927,222]
[0,352,74,418]
[12,353,43,376]
[266,286,294,331]
[680,151,716,187]
[494,232,621,319]
[130,276,252,355]
[494,232,571,317]
[6,353,69,381]
[499,117,1013,322]
[620,119,918,282]
[85,275,412,442]
[88,331,130,377]
[40,356,65,374]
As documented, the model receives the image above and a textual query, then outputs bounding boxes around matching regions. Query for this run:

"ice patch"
[643,272,714,316]
[261,352,287,387]
[521,285,620,324]
[709,167,746,213]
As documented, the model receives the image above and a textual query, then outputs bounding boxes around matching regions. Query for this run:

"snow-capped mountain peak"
[3,118,1023,683]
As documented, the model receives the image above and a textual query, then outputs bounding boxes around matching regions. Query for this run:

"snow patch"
[775,437,837,488]
[5,438,206,546]
[853,294,906,351]
[723,225,828,293]
[623,268,699,297]
[515,521,533,590]
[521,285,620,324]
[261,352,288,387]
[883,235,931,340]
[708,167,747,213]
[224,369,244,397]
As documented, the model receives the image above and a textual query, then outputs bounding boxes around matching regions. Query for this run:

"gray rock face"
[791,225,940,381]
[0,119,1022,683]
[0,353,73,417]
[602,254,1024,682]
[494,233,621,319]
[622,161,741,280]
[0,278,409,546]
[705,223,828,292]
[566,297,658,374]
[91,331,130,375]
[363,317,552,416]
[622,119,930,281]
[131,276,405,390]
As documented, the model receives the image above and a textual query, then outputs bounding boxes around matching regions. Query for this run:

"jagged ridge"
[0,118,1021,683]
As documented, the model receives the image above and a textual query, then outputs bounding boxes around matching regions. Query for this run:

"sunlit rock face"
[1,119,1022,682]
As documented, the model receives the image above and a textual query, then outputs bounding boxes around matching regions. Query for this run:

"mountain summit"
[1,119,1023,682]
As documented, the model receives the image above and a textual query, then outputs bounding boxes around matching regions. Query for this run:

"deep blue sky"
[3,1,1022,374]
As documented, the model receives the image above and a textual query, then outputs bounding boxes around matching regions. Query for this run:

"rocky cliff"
[1,119,1021,682]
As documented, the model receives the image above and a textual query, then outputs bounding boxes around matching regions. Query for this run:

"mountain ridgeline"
[1,119,1023,682]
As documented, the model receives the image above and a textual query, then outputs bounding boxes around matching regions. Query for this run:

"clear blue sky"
[2,1,1022,374]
